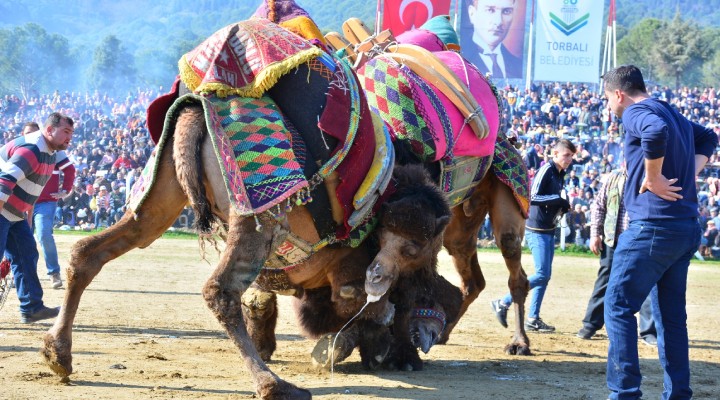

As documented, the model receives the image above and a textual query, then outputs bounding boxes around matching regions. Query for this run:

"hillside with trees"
[1,0,719,97]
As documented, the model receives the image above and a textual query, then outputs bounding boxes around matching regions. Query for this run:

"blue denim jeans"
[502,229,554,319]
[33,201,61,275]
[605,218,700,400]
[0,214,44,314]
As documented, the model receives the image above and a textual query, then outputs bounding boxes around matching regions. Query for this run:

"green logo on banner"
[550,12,589,36]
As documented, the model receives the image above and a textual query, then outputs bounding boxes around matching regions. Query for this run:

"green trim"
[549,12,589,31]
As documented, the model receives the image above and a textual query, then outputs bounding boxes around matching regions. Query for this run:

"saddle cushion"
[433,51,500,158]
[215,94,308,212]
[178,18,323,98]
[357,51,499,162]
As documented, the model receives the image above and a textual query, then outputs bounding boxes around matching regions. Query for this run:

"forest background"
[1,0,719,98]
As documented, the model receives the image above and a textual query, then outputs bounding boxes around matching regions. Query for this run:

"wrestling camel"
[41,103,452,399]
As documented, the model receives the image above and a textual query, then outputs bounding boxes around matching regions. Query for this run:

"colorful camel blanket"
[129,93,308,217]
[357,51,500,163]
[135,59,390,249]
[178,17,323,98]
[491,137,530,218]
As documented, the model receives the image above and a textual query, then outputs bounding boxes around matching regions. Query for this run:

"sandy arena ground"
[1,234,718,399]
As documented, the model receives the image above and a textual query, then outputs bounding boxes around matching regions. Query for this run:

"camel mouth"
[365,261,394,300]
[411,324,441,354]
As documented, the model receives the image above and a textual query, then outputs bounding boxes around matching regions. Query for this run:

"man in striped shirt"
[0,112,74,323]
[23,122,76,290]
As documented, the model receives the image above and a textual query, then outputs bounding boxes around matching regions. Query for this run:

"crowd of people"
[477,81,720,258]
[4,79,720,247]
[1,88,162,230]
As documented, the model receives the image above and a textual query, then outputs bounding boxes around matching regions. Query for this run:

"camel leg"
[202,214,310,400]
[439,182,488,343]
[42,141,188,377]
[486,174,530,355]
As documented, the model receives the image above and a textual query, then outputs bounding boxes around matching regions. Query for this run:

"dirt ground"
[1,234,719,399]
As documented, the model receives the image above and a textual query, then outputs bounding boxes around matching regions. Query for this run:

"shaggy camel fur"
[364,140,532,356]
[246,166,463,372]
[41,105,452,400]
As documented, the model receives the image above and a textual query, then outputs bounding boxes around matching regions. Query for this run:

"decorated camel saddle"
[327,16,528,212]
[135,9,396,271]
[135,7,528,274]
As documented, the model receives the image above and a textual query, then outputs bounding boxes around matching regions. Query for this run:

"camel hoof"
[259,378,312,400]
[504,343,531,356]
[311,333,353,370]
[42,333,72,377]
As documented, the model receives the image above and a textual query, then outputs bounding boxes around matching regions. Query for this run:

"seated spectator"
[98,148,115,169]
[62,185,92,227]
[109,183,126,225]
[568,203,588,246]
[700,220,718,257]
[112,150,137,170]
[566,169,580,189]
[92,185,112,228]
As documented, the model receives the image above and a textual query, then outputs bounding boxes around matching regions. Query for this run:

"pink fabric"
[395,29,445,52]
[434,51,499,158]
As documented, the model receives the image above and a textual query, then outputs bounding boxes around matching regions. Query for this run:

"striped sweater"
[0,130,64,221]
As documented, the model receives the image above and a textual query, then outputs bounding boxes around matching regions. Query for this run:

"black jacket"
[527,160,570,232]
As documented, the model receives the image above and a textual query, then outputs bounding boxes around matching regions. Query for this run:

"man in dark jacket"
[603,65,717,400]
[492,138,576,332]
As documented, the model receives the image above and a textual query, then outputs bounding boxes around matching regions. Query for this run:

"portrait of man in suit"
[463,0,524,79]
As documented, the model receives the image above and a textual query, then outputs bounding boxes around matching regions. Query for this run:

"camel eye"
[402,244,418,258]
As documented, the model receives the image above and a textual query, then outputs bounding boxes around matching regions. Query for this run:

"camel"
[41,103,453,399]
[42,11,531,399]
[242,164,462,370]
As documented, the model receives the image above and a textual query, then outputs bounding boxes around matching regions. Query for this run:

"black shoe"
[525,318,555,332]
[21,306,60,323]
[490,299,509,328]
[641,335,657,347]
[576,327,596,340]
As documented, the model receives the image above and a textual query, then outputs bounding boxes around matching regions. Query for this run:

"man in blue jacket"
[602,65,717,400]
[491,138,576,333]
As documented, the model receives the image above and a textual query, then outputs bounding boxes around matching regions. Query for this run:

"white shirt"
[471,33,507,78]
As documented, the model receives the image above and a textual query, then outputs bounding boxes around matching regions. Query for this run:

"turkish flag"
[382,0,452,36]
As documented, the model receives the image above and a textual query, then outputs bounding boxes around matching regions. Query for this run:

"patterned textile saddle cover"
[178,17,323,98]
[356,47,500,163]
[135,17,394,251]
[351,20,527,213]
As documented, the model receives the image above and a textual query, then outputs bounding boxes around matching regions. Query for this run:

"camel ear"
[434,215,451,237]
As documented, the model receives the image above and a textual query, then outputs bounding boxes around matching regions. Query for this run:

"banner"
[382,0,452,36]
[533,0,604,82]
[458,0,528,81]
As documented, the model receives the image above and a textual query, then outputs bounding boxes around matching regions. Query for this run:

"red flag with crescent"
[382,0,452,36]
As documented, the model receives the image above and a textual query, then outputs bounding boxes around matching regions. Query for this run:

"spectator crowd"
[484,82,720,258]
[3,81,720,256]
[1,88,162,230]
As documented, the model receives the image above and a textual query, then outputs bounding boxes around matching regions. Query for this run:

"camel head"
[409,307,446,354]
[365,164,451,300]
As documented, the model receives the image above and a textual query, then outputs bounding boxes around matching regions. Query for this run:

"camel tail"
[172,104,216,233]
